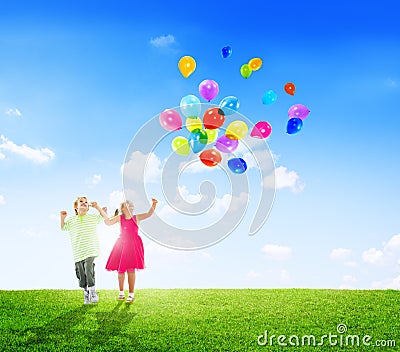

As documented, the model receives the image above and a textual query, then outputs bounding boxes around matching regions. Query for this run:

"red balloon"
[284,82,296,96]
[199,149,222,167]
[203,108,225,129]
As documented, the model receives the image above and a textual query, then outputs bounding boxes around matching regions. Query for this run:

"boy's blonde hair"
[74,196,88,215]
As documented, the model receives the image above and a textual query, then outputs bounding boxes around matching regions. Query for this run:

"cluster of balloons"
[159,93,273,174]
[240,58,262,79]
[175,47,311,145]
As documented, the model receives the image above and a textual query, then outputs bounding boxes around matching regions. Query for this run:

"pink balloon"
[215,135,239,153]
[288,104,310,120]
[159,109,182,131]
[250,121,272,139]
[199,79,219,102]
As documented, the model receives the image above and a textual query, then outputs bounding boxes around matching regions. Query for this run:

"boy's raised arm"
[60,211,67,230]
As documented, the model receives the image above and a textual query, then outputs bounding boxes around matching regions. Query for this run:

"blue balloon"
[221,46,232,59]
[286,117,303,135]
[188,129,208,153]
[219,96,239,116]
[262,90,277,105]
[228,158,247,174]
[180,94,201,118]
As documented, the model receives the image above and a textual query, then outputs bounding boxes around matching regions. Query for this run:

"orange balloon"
[178,56,196,78]
[284,82,296,96]
[248,57,262,71]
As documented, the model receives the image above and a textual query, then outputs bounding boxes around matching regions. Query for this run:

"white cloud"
[0,135,55,164]
[0,152,5,160]
[0,195,5,205]
[5,108,22,117]
[263,166,304,192]
[362,234,400,266]
[178,185,202,203]
[371,275,400,289]
[86,174,101,186]
[262,244,292,261]
[362,248,384,265]
[109,190,125,210]
[122,151,162,184]
[150,34,176,48]
[330,248,352,261]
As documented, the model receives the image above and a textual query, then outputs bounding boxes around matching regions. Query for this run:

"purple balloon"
[288,104,310,120]
[199,79,219,102]
[215,135,239,153]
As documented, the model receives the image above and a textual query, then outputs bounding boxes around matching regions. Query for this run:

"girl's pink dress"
[105,215,145,273]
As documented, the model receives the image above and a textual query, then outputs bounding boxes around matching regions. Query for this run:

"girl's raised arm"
[136,198,158,222]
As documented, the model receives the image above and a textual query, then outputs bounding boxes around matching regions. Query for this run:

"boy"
[60,196,108,304]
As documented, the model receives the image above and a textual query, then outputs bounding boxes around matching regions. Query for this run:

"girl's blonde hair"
[114,200,133,217]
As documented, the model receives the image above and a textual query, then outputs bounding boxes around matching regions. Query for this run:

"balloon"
[284,82,296,96]
[215,135,239,153]
[221,46,232,58]
[159,109,182,131]
[178,56,196,78]
[180,94,201,118]
[286,117,303,135]
[205,128,219,144]
[188,129,208,153]
[228,158,247,174]
[226,120,248,140]
[198,79,219,101]
[240,64,252,79]
[288,104,310,120]
[262,90,277,105]
[219,96,239,116]
[203,107,225,129]
[248,58,262,71]
[199,149,222,167]
[185,116,202,132]
[250,121,272,139]
[171,136,190,156]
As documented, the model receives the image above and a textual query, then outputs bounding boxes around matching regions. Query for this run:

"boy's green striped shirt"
[62,214,103,262]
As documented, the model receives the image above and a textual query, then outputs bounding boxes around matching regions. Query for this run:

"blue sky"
[0,0,399,290]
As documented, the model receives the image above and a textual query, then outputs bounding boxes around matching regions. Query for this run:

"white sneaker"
[84,290,90,305]
[90,290,99,303]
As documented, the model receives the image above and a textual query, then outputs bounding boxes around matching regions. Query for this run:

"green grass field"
[0,289,399,351]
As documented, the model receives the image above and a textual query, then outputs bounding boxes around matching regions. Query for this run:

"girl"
[105,198,158,303]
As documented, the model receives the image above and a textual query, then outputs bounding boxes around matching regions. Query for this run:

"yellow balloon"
[185,116,202,132]
[171,136,190,156]
[248,57,262,71]
[205,128,219,144]
[178,56,196,78]
[226,120,248,140]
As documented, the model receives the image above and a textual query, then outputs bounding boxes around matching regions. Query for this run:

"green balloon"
[240,64,252,79]
[171,136,190,156]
